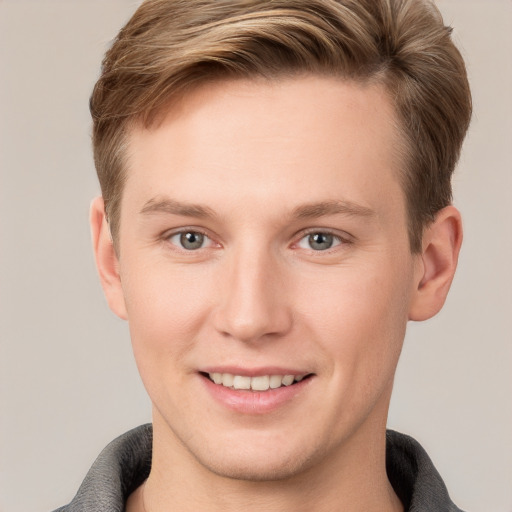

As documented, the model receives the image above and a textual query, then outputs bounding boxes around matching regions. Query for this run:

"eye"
[297,232,342,251]
[168,230,211,250]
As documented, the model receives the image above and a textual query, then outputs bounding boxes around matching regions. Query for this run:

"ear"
[90,196,128,320]
[408,205,463,321]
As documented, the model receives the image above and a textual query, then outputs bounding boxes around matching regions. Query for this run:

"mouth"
[201,372,313,391]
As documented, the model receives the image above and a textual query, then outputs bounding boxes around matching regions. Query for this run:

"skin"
[91,76,462,512]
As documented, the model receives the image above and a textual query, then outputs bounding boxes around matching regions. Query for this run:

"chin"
[194,449,316,482]
[183,430,329,483]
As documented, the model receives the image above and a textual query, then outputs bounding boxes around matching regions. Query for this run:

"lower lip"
[201,375,312,415]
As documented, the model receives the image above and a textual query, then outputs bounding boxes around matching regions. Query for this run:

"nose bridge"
[213,240,291,343]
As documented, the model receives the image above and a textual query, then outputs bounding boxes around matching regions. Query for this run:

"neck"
[136,411,403,512]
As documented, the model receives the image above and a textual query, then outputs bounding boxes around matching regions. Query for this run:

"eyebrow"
[139,197,375,221]
[292,200,375,219]
[140,197,217,219]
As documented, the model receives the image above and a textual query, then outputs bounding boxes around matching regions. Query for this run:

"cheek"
[296,258,412,383]
[120,261,214,374]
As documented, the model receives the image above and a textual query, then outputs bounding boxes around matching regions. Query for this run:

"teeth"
[208,372,306,391]
[269,375,282,389]
[211,373,223,385]
[282,375,294,386]
[251,375,269,391]
[232,375,251,390]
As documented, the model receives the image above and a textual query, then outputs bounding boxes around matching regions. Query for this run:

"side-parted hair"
[90,0,471,252]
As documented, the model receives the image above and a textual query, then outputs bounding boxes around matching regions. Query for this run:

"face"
[111,76,424,480]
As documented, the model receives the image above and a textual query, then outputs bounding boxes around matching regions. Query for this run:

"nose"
[213,246,293,344]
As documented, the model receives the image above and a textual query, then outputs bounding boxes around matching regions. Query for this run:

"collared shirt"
[52,424,465,512]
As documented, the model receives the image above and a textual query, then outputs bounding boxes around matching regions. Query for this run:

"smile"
[200,369,314,414]
[207,372,309,391]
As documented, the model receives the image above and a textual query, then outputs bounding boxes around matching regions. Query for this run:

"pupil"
[309,233,333,250]
[181,232,204,250]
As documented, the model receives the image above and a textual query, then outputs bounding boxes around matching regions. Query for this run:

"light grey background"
[0,1,510,511]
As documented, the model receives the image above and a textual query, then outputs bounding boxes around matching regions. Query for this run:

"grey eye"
[308,233,334,250]
[169,231,206,250]
[297,232,341,251]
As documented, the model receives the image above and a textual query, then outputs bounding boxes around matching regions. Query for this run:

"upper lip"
[200,366,312,377]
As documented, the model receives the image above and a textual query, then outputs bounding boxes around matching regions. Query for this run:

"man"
[55,0,471,510]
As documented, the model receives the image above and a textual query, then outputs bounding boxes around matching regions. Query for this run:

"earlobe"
[408,206,463,321]
[90,197,128,320]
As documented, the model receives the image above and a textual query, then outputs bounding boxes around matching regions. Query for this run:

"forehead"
[123,75,405,222]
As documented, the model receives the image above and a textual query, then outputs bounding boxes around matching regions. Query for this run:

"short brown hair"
[90,0,471,252]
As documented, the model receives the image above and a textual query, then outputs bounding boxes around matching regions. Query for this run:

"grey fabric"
[53,425,465,511]
[385,430,465,512]
[52,425,152,512]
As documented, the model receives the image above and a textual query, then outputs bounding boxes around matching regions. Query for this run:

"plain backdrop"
[0,1,511,511]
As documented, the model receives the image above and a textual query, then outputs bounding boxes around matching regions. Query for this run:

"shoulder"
[51,424,152,512]
[386,430,466,512]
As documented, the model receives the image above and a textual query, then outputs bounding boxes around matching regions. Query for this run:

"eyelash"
[162,228,352,253]
[164,228,216,251]
[294,229,351,252]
